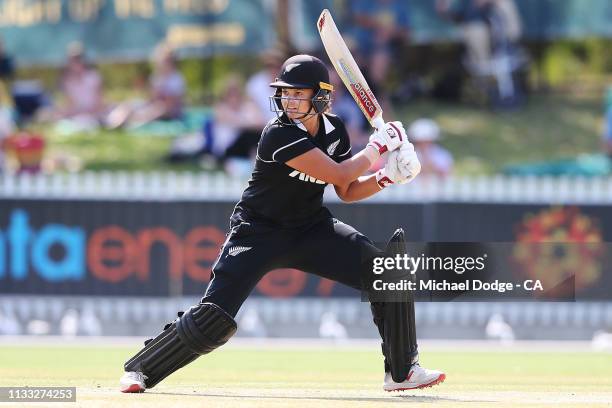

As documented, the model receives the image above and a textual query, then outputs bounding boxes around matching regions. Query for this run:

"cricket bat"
[317,8,386,131]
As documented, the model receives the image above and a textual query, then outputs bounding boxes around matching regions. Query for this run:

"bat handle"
[372,116,385,131]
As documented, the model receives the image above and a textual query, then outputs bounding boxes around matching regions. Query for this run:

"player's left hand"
[395,142,421,184]
[375,150,404,189]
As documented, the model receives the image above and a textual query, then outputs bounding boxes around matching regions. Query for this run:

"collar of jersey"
[294,114,335,135]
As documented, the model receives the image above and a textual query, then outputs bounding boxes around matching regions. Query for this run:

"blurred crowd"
[0,0,610,177]
[169,0,526,177]
[0,39,190,174]
[172,48,454,178]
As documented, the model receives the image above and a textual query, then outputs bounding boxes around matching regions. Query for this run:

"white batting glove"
[367,121,407,155]
[396,142,421,184]
[375,150,405,189]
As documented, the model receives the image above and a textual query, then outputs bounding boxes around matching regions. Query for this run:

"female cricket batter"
[120,55,445,393]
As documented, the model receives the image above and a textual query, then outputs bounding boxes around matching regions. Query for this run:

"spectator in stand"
[408,119,453,177]
[55,42,105,123]
[213,75,266,177]
[437,0,525,107]
[106,43,185,129]
[436,0,493,72]
[436,0,522,73]
[246,50,284,123]
[349,0,411,91]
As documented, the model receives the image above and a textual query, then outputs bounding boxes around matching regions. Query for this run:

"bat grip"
[372,116,385,131]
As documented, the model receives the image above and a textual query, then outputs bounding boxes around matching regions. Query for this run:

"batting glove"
[367,121,406,155]
[396,142,421,184]
[375,150,404,189]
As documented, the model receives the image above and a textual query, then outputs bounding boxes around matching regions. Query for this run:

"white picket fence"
[1,295,610,338]
[2,172,612,203]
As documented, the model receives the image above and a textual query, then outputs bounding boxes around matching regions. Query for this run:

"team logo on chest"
[289,170,326,184]
[327,139,340,155]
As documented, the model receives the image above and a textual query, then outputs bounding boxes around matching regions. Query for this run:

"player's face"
[281,88,314,119]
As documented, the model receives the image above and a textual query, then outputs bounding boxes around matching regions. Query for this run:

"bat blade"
[317,8,385,129]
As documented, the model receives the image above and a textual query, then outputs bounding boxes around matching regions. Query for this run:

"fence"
[1,295,610,339]
[3,172,612,203]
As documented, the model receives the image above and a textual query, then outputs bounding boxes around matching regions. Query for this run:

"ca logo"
[386,128,397,138]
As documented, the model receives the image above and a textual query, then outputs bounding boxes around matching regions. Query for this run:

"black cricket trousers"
[202,216,382,317]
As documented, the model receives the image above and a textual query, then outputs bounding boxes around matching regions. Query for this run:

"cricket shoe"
[383,364,446,392]
[120,371,147,393]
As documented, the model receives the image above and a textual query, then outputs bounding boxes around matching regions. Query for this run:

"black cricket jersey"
[232,113,352,227]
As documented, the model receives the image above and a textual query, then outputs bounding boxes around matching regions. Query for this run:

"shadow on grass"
[149,390,486,404]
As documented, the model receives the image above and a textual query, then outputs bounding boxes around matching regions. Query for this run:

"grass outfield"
[1,344,611,408]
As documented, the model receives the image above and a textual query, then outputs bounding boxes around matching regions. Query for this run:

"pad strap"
[124,302,237,388]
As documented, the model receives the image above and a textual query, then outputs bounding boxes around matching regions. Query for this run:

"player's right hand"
[367,121,406,155]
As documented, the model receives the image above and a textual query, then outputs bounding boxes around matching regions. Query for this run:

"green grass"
[44,129,201,172]
[29,92,603,174]
[395,93,603,175]
[1,345,611,407]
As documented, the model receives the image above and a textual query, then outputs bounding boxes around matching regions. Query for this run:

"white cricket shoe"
[120,371,147,393]
[383,363,446,392]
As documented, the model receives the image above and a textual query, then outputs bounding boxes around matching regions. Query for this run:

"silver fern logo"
[327,139,340,155]
[227,246,252,257]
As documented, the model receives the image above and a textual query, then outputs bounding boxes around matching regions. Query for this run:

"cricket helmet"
[269,55,334,121]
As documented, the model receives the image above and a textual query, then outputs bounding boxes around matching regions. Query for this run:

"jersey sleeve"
[333,119,353,163]
[257,124,316,164]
